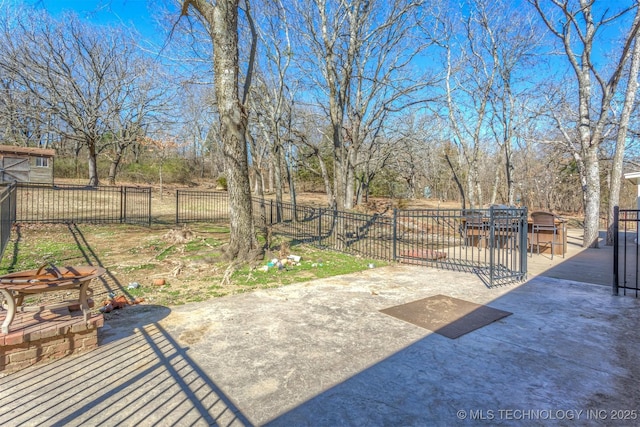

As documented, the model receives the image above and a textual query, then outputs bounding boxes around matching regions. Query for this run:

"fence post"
[520,207,528,280]
[175,190,179,224]
[147,188,152,226]
[613,206,619,296]
[489,206,495,286]
[269,199,273,224]
[392,208,397,261]
[318,208,323,242]
[121,187,126,224]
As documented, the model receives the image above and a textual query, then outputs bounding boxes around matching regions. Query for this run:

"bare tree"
[294,0,429,210]
[105,57,175,185]
[173,84,218,180]
[0,10,165,186]
[0,75,51,148]
[0,7,49,148]
[436,2,498,209]
[532,0,640,248]
[180,0,259,261]
[292,111,335,204]
[484,2,541,206]
[248,0,299,220]
[607,36,640,245]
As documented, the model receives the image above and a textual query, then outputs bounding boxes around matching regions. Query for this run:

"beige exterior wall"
[0,153,54,184]
[29,155,54,184]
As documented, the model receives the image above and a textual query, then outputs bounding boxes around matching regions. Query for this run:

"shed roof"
[0,145,56,157]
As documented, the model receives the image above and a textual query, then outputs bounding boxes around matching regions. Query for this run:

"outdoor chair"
[530,211,563,259]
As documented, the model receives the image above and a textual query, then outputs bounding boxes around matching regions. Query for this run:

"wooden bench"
[0,265,105,334]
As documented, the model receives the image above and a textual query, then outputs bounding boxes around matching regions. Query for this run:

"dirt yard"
[2,183,400,318]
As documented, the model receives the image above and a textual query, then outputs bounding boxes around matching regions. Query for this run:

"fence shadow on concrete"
[526,230,628,291]
[0,304,253,426]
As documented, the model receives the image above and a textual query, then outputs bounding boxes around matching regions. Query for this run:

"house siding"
[29,156,53,184]
[0,146,55,184]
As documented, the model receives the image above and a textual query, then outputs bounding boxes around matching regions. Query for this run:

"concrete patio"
[1,229,639,426]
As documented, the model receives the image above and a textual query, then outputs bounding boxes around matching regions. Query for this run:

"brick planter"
[0,308,103,375]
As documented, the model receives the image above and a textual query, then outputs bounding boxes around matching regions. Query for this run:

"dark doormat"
[380,294,512,339]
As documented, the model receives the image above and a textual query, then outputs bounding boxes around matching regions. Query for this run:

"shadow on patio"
[262,275,640,425]
[1,236,639,425]
[0,304,252,426]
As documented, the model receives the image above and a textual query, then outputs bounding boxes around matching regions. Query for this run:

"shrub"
[216,176,228,190]
[162,158,193,185]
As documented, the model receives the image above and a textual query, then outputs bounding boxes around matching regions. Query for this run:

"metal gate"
[394,207,528,286]
[122,186,151,226]
[613,206,640,297]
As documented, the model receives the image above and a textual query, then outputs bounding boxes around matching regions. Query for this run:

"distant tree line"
[1,0,640,252]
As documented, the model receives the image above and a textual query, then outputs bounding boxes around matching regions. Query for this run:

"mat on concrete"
[380,294,512,339]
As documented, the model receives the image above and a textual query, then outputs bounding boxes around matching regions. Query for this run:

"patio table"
[0,265,105,334]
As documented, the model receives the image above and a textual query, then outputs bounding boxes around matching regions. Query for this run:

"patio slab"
[1,260,639,426]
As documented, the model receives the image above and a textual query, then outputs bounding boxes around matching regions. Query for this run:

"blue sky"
[25,0,164,41]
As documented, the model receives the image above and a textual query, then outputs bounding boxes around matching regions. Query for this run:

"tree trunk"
[490,155,502,205]
[273,143,284,221]
[315,150,334,207]
[182,0,258,260]
[87,141,99,186]
[345,148,356,208]
[284,146,298,218]
[251,151,268,244]
[332,120,345,210]
[213,1,257,260]
[607,37,640,245]
[445,149,466,210]
[506,144,515,206]
[107,143,125,186]
[466,161,475,209]
[583,146,601,248]
[74,141,81,179]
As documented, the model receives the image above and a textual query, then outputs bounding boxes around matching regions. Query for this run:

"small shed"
[0,145,55,184]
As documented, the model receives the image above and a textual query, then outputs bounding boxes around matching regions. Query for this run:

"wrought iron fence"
[613,207,640,297]
[121,186,152,226]
[0,186,527,286]
[0,183,16,259]
[14,183,151,225]
[175,190,528,286]
[395,207,528,285]
[176,190,229,223]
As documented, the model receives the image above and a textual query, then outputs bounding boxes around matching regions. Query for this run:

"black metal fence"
[176,190,229,223]
[0,183,16,259]
[613,206,640,297]
[176,190,528,287]
[1,185,527,286]
[14,183,151,225]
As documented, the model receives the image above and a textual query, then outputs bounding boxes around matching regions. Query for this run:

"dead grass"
[4,182,578,319]
[0,220,383,318]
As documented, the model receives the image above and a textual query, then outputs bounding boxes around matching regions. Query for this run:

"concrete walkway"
[525,228,616,286]
[1,230,639,426]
